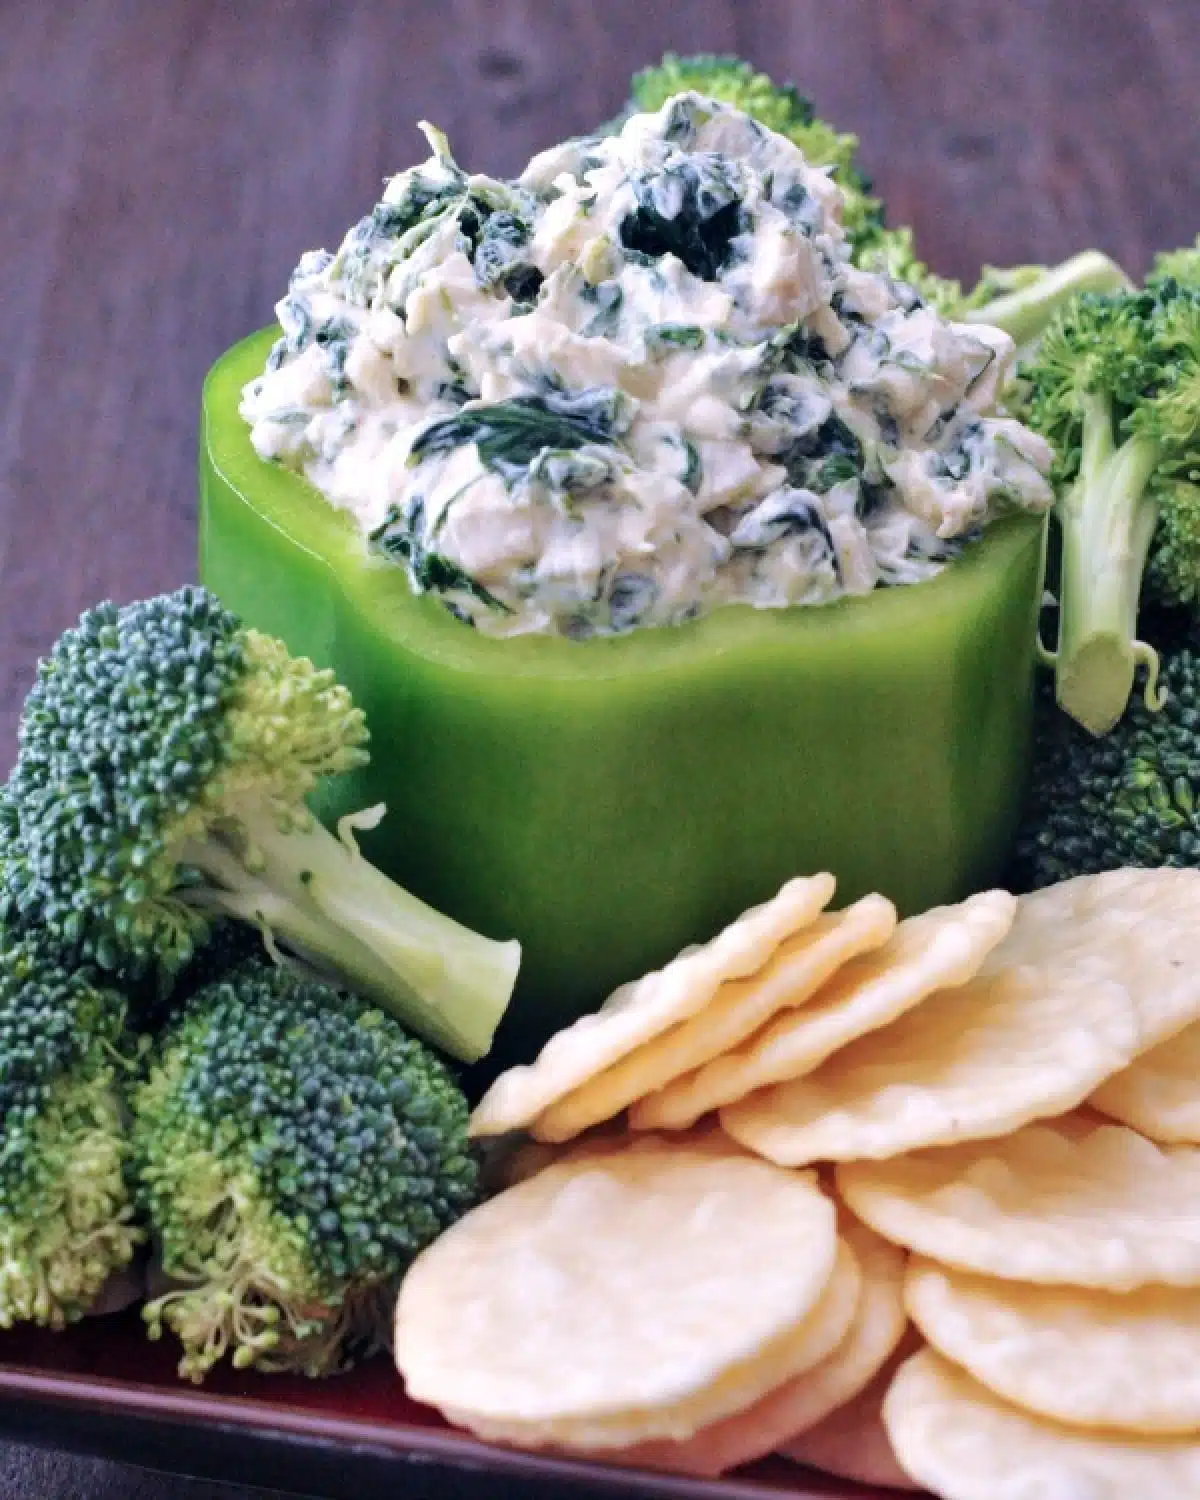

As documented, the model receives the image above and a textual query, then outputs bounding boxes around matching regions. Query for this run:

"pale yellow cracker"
[719,962,1138,1166]
[980,868,1200,1047]
[906,1255,1200,1435]
[1092,1018,1200,1144]
[779,1339,922,1492]
[839,1116,1200,1292]
[884,1348,1200,1500]
[598,1218,908,1476]
[533,895,896,1144]
[633,890,1016,1132]
[442,1240,863,1451]
[395,1135,840,1439]
[489,1120,740,1192]
[469,874,835,1138]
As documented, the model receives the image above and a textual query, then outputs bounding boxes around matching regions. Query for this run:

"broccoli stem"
[963,251,1131,351]
[1054,394,1162,736]
[179,811,520,1062]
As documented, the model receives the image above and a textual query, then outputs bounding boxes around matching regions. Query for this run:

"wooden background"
[0,0,1197,1495]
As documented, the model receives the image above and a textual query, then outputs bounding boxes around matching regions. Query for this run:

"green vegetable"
[201,327,1047,1065]
[957,251,1134,355]
[0,929,143,1329]
[614,55,1129,349]
[1014,639,1200,889]
[1148,235,1200,289]
[1021,283,1200,737]
[133,962,477,1381]
[0,586,520,1062]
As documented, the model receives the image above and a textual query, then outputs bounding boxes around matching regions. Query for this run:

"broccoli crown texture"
[1148,235,1200,290]
[1015,643,1200,888]
[1,586,367,977]
[133,962,479,1381]
[0,930,143,1329]
[171,920,270,1000]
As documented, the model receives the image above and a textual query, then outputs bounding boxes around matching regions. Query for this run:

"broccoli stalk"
[1,588,520,1062]
[175,800,516,1060]
[134,962,479,1381]
[1023,284,1200,736]
[1052,391,1166,735]
[961,250,1132,353]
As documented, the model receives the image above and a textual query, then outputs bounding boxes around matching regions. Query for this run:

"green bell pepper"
[200,327,1046,1065]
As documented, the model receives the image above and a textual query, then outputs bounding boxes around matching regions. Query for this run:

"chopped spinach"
[730,492,837,556]
[620,158,747,282]
[810,454,862,492]
[856,479,895,519]
[579,282,624,338]
[780,414,864,488]
[682,439,704,495]
[645,323,707,355]
[608,572,659,631]
[409,390,627,483]
[368,499,512,614]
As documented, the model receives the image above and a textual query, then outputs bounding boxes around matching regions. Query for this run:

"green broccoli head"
[852,226,963,314]
[0,930,144,1329]
[1148,235,1200,290]
[1,586,519,1061]
[1021,283,1200,735]
[1014,643,1200,889]
[133,962,479,1381]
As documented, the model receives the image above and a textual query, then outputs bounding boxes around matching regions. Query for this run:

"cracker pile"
[394,867,1200,1494]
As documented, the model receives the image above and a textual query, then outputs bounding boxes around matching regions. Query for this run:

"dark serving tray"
[0,1314,909,1500]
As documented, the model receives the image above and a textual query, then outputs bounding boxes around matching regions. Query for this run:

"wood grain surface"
[0,1,1197,1496]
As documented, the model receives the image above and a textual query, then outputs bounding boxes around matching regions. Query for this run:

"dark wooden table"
[0,0,1196,1495]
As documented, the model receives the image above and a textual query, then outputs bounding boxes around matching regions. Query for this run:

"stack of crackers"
[395,868,1200,1497]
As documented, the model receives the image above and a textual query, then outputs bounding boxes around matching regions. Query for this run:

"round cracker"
[839,1116,1200,1291]
[601,1219,907,1475]
[983,868,1200,1049]
[906,1256,1200,1435]
[632,890,1017,1133]
[719,963,1138,1166]
[469,874,835,1139]
[395,1136,840,1434]
[884,1348,1200,1500]
[1091,1019,1200,1144]
[443,1241,863,1452]
[533,896,896,1145]
[779,1338,922,1492]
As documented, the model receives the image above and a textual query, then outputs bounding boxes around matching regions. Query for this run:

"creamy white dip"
[241,94,1053,638]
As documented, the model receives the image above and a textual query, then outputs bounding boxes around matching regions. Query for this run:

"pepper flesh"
[201,329,1046,1067]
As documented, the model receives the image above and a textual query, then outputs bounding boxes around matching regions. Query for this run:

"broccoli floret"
[0,587,520,1062]
[1148,236,1200,290]
[0,930,144,1329]
[853,225,963,314]
[1022,283,1200,736]
[170,920,270,1003]
[133,962,479,1381]
[1014,644,1200,888]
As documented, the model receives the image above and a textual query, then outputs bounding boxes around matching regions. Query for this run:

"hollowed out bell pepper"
[200,327,1047,1067]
